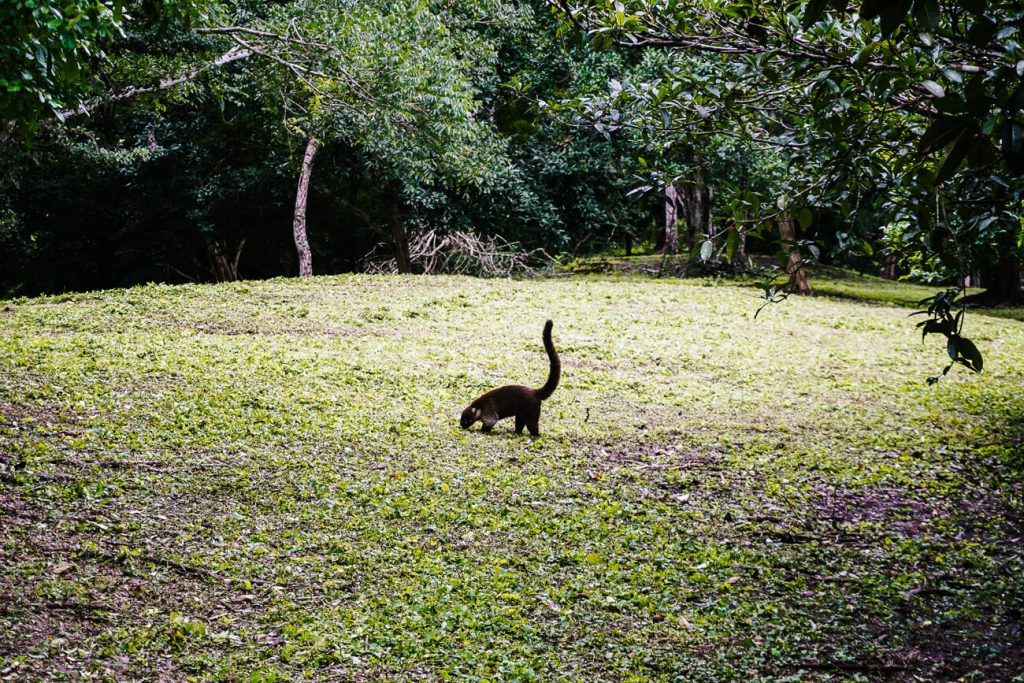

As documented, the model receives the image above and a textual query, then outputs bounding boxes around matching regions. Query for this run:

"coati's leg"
[526,405,541,436]
[481,413,499,433]
[514,415,525,433]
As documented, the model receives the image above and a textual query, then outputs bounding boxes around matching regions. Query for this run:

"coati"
[460,320,560,436]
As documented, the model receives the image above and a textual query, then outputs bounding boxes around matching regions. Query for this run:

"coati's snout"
[460,406,480,429]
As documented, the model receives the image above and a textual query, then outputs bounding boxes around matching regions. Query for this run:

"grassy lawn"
[1,273,1022,681]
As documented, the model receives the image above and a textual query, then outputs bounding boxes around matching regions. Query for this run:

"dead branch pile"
[365,229,552,277]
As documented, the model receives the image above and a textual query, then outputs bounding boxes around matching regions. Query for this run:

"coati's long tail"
[535,320,560,400]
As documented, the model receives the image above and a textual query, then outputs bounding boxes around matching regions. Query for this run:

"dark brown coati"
[460,320,560,436]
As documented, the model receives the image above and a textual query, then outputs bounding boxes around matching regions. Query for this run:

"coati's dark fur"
[460,320,559,436]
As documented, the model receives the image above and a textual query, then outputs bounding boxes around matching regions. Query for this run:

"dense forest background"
[2,0,1023,308]
[2,1,653,294]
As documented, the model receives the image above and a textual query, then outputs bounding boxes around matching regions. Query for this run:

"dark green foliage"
[913,288,984,383]
[0,108,299,294]
[0,0,123,134]
[0,0,205,136]
[0,0,652,294]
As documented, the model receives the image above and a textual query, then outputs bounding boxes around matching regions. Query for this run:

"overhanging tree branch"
[59,45,252,120]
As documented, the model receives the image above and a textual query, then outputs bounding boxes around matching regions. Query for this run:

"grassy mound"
[1,274,1022,680]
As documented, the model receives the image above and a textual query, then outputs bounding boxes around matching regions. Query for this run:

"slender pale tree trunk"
[663,184,679,254]
[292,137,319,277]
[733,210,749,270]
[778,213,811,294]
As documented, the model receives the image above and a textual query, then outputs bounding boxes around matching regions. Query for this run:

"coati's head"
[460,405,480,429]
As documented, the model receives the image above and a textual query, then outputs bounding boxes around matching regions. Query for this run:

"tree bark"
[388,195,412,274]
[991,256,1024,302]
[292,137,318,277]
[685,181,702,251]
[778,213,811,294]
[733,210,749,269]
[674,169,713,252]
[963,254,1024,305]
[205,238,246,282]
[662,184,680,254]
[879,253,897,280]
[60,46,251,120]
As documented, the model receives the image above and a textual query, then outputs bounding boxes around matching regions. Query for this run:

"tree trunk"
[733,210,749,269]
[778,214,811,294]
[678,183,699,251]
[292,137,318,278]
[880,253,897,280]
[662,184,680,254]
[205,238,246,282]
[991,257,1024,302]
[705,183,715,259]
[963,254,1024,305]
[675,169,713,252]
[388,195,412,274]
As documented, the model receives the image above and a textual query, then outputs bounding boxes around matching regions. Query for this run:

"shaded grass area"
[1,274,1022,681]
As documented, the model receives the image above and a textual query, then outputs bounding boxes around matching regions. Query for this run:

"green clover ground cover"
[1,274,1022,681]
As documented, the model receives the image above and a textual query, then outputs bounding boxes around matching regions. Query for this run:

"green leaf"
[590,32,613,50]
[933,95,967,115]
[796,207,813,230]
[967,136,997,170]
[725,225,740,264]
[860,0,887,20]
[935,131,972,183]
[967,16,996,46]
[879,0,913,36]
[957,337,983,372]
[913,0,939,30]
[854,42,878,66]
[921,80,944,98]
[918,116,968,155]
[699,240,714,262]
[918,318,950,340]
[1001,120,1024,174]
[802,0,830,28]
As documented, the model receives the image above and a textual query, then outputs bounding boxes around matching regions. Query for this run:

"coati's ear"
[471,406,481,418]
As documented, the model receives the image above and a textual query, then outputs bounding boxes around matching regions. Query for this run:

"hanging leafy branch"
[912,287,983,384]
